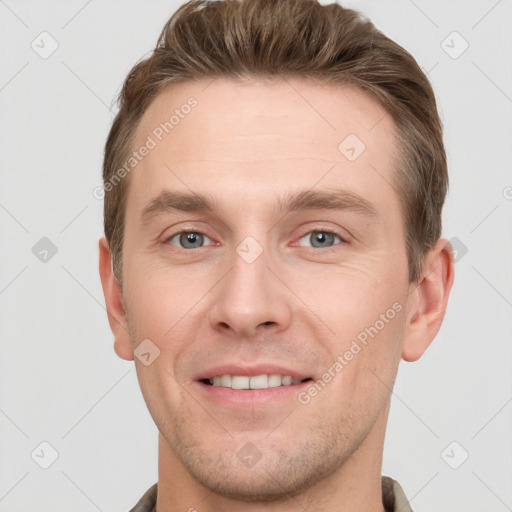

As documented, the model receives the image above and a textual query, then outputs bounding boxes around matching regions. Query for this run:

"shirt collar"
[130,476,413,512]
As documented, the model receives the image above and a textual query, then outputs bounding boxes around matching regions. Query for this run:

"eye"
[166,231,213,249]
[297,229,344,249]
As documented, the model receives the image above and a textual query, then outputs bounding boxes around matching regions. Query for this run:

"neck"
[155,403,389,512]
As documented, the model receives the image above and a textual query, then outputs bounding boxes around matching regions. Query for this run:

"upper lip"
[194,363,312,381]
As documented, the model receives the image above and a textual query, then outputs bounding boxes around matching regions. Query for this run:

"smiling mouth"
[199,374,313,390]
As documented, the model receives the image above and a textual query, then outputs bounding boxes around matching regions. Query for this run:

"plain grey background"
[1,0,511,510]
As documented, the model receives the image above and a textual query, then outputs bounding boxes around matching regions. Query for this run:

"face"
[113,77,416,500]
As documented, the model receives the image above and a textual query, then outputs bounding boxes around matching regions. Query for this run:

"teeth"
[250,374,268,389]
[207,374,302,389]
[232,376,250,389]
[267,374,282,387]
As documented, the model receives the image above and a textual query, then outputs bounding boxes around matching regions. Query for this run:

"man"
[98,0,454,510]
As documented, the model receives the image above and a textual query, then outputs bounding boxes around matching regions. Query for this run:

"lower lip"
[194,380,312,408]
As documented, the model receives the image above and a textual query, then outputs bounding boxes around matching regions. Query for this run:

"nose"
[208,241,292,339]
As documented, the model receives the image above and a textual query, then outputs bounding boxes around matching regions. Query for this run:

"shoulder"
[128,483,158,512]
[382,476,413,512]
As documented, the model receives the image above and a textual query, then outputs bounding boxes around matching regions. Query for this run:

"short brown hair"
[103,0,447,284]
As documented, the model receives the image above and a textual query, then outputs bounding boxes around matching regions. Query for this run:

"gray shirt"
[129,476,413,511]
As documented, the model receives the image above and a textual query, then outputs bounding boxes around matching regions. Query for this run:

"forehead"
[135,76,393,156]
[127,77,401,224]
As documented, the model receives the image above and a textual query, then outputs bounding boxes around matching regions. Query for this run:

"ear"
[98,236,134,361]
[402,237,455,362]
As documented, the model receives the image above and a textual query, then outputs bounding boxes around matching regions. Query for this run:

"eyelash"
[295,227,348,250]
[163,226,348,251]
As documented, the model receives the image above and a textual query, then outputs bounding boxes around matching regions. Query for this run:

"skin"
[99,77,454,511]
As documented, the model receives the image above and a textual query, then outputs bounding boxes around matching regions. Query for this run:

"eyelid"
[161,223,350,250]
[294,225,350,245]
[161,224,216,247]
[166,231,214,247]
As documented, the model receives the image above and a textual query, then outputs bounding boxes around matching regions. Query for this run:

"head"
[99,0,454,504]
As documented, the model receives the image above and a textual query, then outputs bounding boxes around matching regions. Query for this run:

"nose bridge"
[209,233,291,337]
[232,237,270,303]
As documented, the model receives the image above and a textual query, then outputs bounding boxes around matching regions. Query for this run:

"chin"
[170,434,346,503]
[184,462,313,503]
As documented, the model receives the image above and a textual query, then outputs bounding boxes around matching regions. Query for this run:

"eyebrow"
[140,188,378,224]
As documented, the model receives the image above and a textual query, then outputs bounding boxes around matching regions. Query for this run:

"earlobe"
[98,236,134,361]
[402,238,455,362]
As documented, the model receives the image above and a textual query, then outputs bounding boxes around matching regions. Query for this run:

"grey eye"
[298,231,341,248]
[169,232,211,249]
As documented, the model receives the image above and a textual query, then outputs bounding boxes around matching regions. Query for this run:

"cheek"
[123,265,215,390]
[303,262,405,338]
[134,362,180,432]
[124,258,210,336]
[314,312,404,427]
[306,263,406,392]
